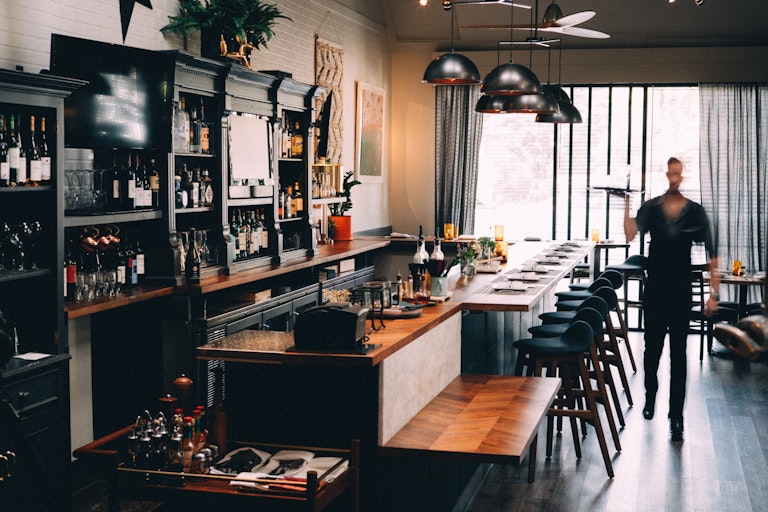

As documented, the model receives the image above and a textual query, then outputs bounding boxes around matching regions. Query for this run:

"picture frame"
[355,81,385,182]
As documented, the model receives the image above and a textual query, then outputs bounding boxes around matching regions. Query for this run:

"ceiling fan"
[441,0,531,11]
[463,1,611,39]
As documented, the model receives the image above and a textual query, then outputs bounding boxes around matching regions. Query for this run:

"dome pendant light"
[479,4,542,96]
[423,5,481,84]
[536,44,582,123]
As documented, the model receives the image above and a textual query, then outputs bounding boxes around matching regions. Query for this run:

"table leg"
[528,433,538,483]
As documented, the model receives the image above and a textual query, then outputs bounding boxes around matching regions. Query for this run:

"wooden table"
[380,375,561,483]
[707,272,766,317]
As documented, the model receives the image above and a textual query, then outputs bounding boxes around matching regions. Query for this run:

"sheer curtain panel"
[435,85,483,236]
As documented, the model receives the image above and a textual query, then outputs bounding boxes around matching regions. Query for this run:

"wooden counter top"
[197,299,463,367]
[451,241,593,312]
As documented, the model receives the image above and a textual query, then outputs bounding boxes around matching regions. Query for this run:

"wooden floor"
[466,331,768,512]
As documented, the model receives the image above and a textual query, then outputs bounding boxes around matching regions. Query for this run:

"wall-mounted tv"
[49,34,174,150]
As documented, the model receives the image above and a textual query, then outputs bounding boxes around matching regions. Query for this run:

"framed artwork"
[355,82,385,181]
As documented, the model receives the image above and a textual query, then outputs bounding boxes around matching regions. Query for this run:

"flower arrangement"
[457,241,480,264]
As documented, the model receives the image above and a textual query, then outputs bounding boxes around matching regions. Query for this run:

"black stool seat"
[567,269,624,292]
[516,320,595,354]
[540,295,610,325]
[529,308,604,338]
[555,276,613,301]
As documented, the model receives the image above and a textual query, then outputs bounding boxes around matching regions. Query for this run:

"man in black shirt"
[623,157,720,442]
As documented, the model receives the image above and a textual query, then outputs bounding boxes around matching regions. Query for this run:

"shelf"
[0,184,54,193]
[173,152,216,158]
[0,267,52,284]
[227,197,273,207]
[64,209,163,227]
[277,216,305,223]
[278,157,304,163]
[312,197,344,204]
[176,206,215,214]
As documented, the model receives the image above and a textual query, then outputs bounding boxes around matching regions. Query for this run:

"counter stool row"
[512,269,639,479]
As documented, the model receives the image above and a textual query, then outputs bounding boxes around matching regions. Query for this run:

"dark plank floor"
[466,331,768,512]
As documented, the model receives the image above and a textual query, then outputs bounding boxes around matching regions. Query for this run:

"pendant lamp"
[423,5,481,84]
[536,44,582,123]
[506,87,558,113]
[475,95,513,113]
[479,3,541,96]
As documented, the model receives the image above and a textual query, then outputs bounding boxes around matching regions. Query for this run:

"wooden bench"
[380,375,560,483]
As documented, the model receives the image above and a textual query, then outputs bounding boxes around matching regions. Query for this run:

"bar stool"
[529,302,629,428]
[514,320,618,478]
[605,254,647,331]
[566,269,624,293]
[538,294,609,326]
[554,276,614,302]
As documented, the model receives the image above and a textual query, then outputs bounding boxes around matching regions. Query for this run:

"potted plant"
[160,0,290,67]
[328,171,361,241]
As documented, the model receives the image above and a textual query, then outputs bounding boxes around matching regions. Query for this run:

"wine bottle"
[201,168,214,206]
[230,214,239,261]
[199,98,210,154]
[190,168,200,208]
[126,152,136,209]
[185,228,201,284]
[173,98,190,153]
[38,116,51,183]
[26,115,41,186]
[133,154,144,208]
[0,114,8,187]
[290,121,303,158]
[285,185,294,218]
[149,158,160,208]
[293,181,303,213]
[135,238,145,281]
[189,103,201,153]
[65,239,78,302]
[237,210,248,259]
[259,210,269,251]
[16,115,27,187]
[109,153,122,210]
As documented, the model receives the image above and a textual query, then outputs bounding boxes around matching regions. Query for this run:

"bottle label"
[128,180,136,199]
[137,253,145,275]
[201,127,210,153]
[66,264,77,284]
[262,228,269,249]
[131,257,138,284]
[250,231,258,254]
[117,264,126,284]
[113,179,120,199]
[29,159,42,182]
[17,157,27,182]
[149,174,160,191]
[204,184,214,206]
[295,197,303,212]
[8,147,19,170]
[41,157,51,181]
[238,232,247,250]
[0,162,9,181]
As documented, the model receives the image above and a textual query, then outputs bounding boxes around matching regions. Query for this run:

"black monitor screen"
[50,34,173,150]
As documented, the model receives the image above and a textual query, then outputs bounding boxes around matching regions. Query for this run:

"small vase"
[330,215,353,241]
[461,260,476,278]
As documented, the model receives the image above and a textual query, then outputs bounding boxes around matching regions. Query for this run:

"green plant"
[160,0,290,49]
[476,236,496,251]
[328,171,361,216]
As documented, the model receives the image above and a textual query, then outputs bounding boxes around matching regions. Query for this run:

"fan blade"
[550,11,595,28]
[540,26,610,39]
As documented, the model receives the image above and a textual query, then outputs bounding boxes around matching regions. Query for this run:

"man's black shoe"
[670,419,684,442]
[642,394,655,420]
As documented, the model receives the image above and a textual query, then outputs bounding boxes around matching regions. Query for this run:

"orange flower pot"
[330,215,353,241]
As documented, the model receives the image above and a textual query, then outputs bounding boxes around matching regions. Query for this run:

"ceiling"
[384,0,768,52]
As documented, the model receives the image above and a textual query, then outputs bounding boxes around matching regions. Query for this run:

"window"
[475,85,700,265]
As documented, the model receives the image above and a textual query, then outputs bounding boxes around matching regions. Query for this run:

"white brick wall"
[0,0,390,234]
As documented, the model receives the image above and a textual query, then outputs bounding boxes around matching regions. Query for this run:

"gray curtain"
[699,83,768,305]
[434,85,483,236]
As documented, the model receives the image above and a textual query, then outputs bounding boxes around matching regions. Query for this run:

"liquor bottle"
[430,228,444,261]
[230,214,239,261]
[189,103,201,153]
[116,237,127,291]
[237,210,248,259]
[7,114,19,186]
[174,175,184,209]
[26,115,41,186]
[133,154,144,208]
[38,116,51,183]
[15,115,27,187]
[201,168,214,206]
[248,210,258,256]
[278,189,285,219]
[290,121,303,158]
[0,114,8,187]
[413,225,429,264]
[190,168,200,208]
[182,416,195,473]
[281,116,291,158]
[141,157,152,208]
[64,239,78,301]
[149,158,160,208]
[260,210,269,251]
[126,152,136,209]
[135,238,145,281]
[180,165,192,208]
[173,99,190,152]
[185,228,201,284]
[109,153,122,210]
[199,98,210,154]
[285,185,294,218]
[293,181,303,213]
